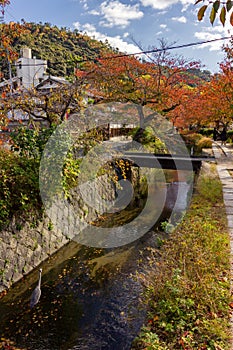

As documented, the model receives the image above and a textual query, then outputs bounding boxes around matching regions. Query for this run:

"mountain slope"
[0,21,115,79]
[0,22,212,83]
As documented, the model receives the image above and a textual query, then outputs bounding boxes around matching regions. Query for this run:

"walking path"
[212,142,233,348]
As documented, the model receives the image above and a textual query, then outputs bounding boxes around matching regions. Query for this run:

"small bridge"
[122,152,215,172]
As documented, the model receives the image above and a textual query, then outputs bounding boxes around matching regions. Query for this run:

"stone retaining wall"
[0,216,69,293]
[0,168,140,293]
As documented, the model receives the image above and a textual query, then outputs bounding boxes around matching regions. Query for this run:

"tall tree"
[0,0,28,78]
[177,59,233,129]
[77,46,200,129]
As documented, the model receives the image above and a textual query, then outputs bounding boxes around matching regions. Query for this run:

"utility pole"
[6,48,13,93]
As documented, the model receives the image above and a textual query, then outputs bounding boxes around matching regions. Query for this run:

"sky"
[3,0,233,73]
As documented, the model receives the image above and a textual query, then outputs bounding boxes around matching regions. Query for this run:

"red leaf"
[230,11,233,26]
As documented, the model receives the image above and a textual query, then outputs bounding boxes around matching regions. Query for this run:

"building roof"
[0,77,20,88]
[35,75,70,90]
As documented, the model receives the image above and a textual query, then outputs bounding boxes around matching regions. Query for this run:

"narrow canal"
[0,170,193,350]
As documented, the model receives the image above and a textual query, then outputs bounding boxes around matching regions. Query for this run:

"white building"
[16,47,47,89]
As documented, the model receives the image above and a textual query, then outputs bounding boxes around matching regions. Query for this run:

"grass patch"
[132,163,231,350]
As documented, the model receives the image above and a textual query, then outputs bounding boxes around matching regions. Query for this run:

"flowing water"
[0,170,193,350]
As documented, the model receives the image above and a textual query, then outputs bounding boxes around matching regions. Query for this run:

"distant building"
[16,47,47,89]
[35,75,70,92]
[0,76,20,95]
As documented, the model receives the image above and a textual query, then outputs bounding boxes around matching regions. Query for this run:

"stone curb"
[212,144,233,349]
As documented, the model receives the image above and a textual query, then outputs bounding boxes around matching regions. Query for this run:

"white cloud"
[194,31,232,51]
[160,24,167,28]
[88,9,100,15]
[90,1,144,28]
[140,0,193,11]
[140,0,176,9]
[73,21,81,30]
[73,21,140,54]
[81,23,97,33]
[181,1,192,12]
[171,16,187,23]
[80,0,88,10]
[194,31,223,51]
[194,15,233,51]
[157,10,168,15]
[73,21,96,33]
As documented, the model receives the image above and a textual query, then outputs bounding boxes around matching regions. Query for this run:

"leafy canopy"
[195,0,233,26]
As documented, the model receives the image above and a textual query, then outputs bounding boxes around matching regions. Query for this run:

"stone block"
[4,267,14,283]
[224,193,233,200]
[13,270,23,283]
[227,215,233,228]
[17,255,26,273]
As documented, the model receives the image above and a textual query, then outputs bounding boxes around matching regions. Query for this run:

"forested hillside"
[187,68,212,82]
[0,21,115,78]
[0,21,212,82]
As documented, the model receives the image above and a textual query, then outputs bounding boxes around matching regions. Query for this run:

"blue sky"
[4,0,233,73]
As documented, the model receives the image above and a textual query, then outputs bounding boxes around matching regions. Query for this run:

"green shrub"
[131,127,167,153]
[10,126,55,160]
[199,128,214,137]
[0,125,106,228]
[0,148,42,229]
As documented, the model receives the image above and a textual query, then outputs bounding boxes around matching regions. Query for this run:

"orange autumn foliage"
[76,52,200,120]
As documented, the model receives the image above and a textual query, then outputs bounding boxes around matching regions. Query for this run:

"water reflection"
[0,242,147,350]
[0,170,192,350]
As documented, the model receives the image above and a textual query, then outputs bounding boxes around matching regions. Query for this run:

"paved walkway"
[212,142,233,348]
